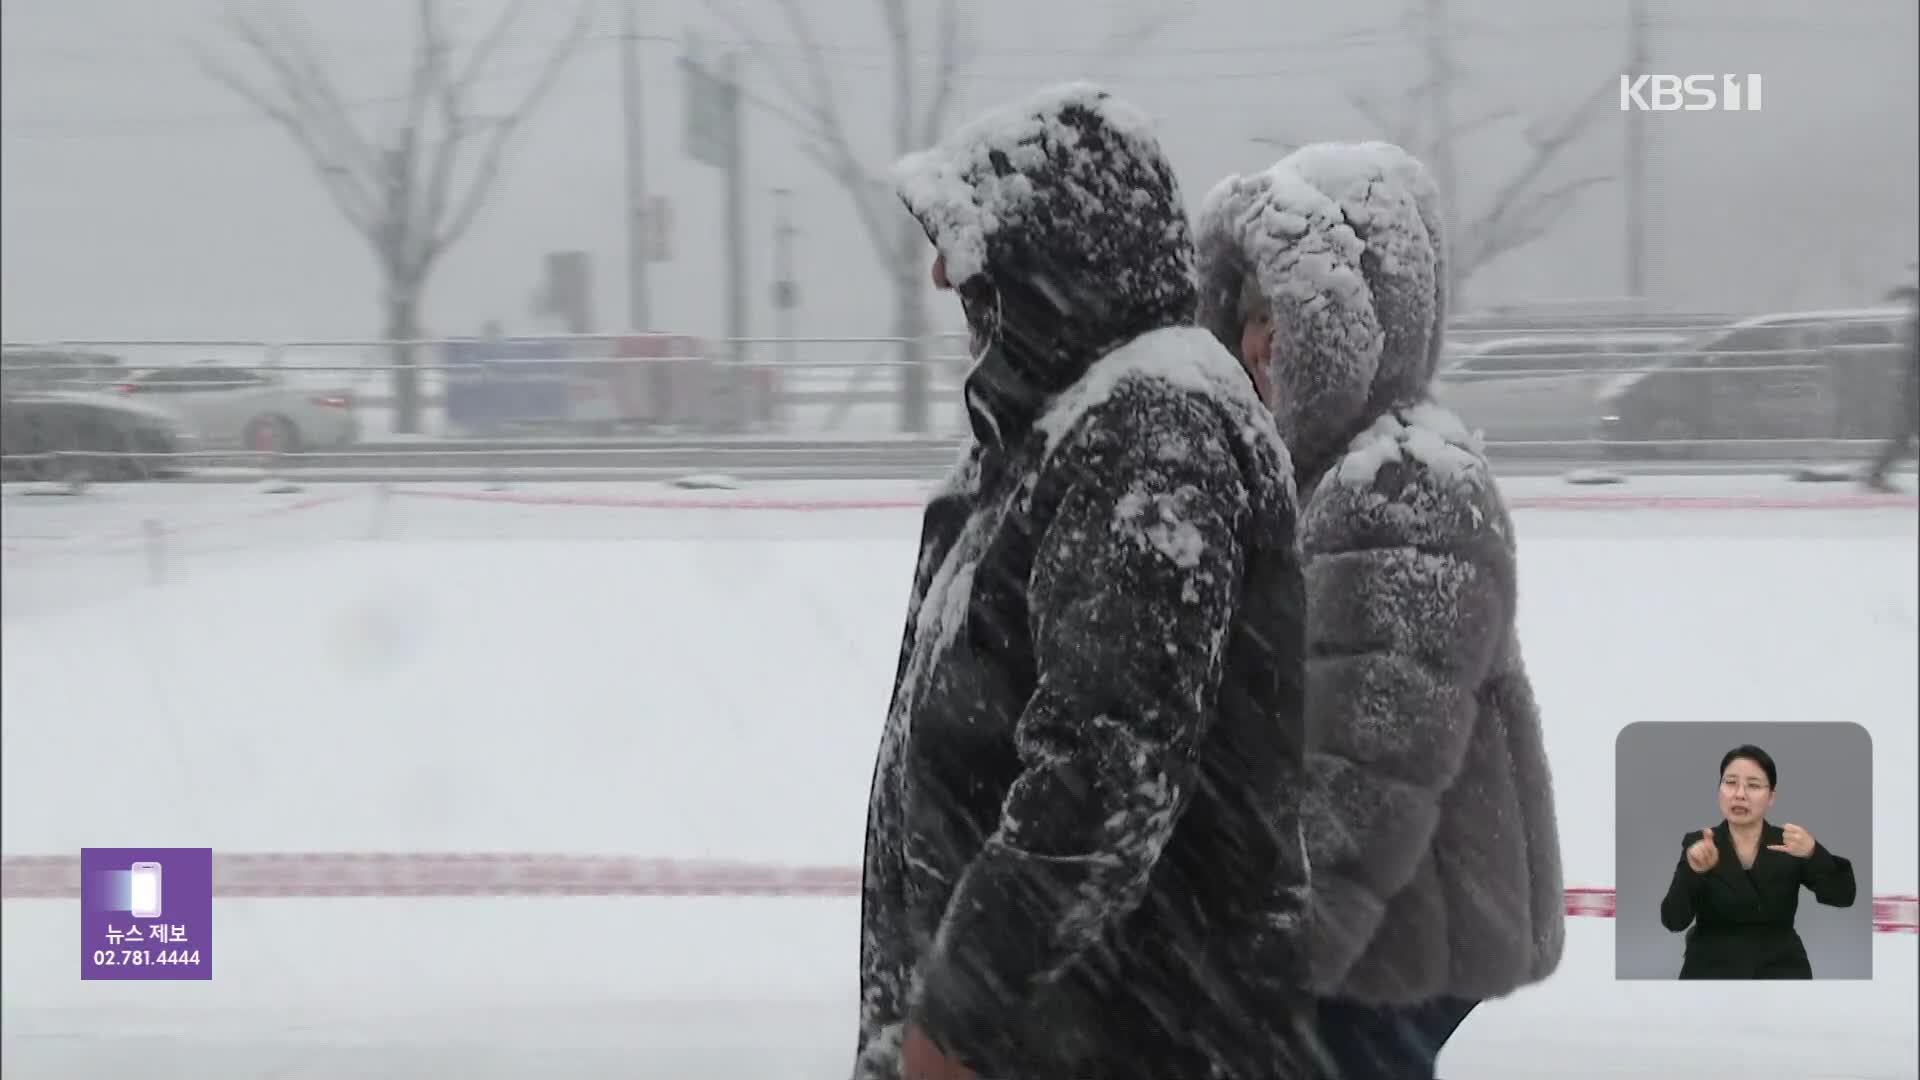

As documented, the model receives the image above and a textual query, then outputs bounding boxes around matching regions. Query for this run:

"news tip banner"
[5,852,1913,935]
[78,847,212,981]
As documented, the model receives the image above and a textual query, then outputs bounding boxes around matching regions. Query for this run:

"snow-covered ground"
[2,477,1915,1077]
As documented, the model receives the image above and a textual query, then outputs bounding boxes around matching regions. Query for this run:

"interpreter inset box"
[1614,722,1871,980]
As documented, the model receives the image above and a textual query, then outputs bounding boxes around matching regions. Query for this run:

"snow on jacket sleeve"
[906,391,1250,1064]
[852,715,912,1078]
[853,449,982,1078]
[1298,422,1514,991]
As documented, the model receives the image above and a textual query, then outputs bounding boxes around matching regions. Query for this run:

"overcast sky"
[3,0,1914,347]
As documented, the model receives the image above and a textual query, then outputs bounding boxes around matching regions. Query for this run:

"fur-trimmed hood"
[1196,141,1445,486]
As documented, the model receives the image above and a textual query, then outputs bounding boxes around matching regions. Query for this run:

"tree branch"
[1257,80,1423,160]
[916,0,966,148]
[1249,67,1613,290]
[426,0,591,264]
[1085,0,1191,83]
[1473,83,1610,225]
[772,0,877,191]
[376,0,446,276]
[451,0,528,94]
[1344,86,1418,147]
[879,0,913,158]
[1446,103,1518,144]
[417,0,470,273]
[1458,174,1611,275]
[704,0,825,139]
[733,82,830,145]
[417,0,529,271]
[1520,78,1612,150]
[238,5,386,185]
[193,33,380,235]
[1455,81,1615,274]
[705,0,893,263]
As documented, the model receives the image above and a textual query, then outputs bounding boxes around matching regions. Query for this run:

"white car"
[1432,332,1688,447]
[113,363,358,453]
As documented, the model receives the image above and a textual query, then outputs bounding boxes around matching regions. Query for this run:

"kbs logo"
[1619,74,1763,112]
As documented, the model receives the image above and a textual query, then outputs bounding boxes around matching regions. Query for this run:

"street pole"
[723,52,748,361]
[620,0,651,331]
[1422,0,1460,307]
[1625,0,1650,301]
[772,186,797,367]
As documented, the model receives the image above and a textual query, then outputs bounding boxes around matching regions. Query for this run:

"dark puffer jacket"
[854,83,1316,1079]
[1196,142,1566,1007]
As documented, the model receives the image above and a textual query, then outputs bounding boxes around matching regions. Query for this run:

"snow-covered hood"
[1196,141,1445,485]
[894,83,1197,438]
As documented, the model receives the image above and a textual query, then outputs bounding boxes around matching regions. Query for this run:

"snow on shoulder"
[1034,325,1284,463]
[1331,402,1487,491]
[891,82,1159,285]
[1313,401,1503,554]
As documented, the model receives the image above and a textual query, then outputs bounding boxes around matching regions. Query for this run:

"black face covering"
[956,259,1172,450]
[957,276,1049,449]
[959,278,1001,361]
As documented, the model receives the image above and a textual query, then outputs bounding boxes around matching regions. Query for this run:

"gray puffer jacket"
[1195,141,1566,1006]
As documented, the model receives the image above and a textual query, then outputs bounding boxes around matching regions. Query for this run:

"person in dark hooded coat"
[853,83,1317,1080]
[1196,142,1566,1080]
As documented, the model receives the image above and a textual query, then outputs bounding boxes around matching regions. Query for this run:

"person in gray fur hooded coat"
[1195,142,1566,1079]
[853,83,1320,1080]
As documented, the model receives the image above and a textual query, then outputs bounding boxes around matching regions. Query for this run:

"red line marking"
[388,487,926,512]
[3,853,1912,931]
[1510,493,1917,512]
[2,490,357,559]
[384,488,1917,514]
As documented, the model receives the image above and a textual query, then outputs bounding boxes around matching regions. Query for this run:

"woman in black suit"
[1660,744,1858,978]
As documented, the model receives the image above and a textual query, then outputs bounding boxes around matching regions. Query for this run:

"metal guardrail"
[2,436,1900,487]
[6,322,1909,450]
[1,333,986,439]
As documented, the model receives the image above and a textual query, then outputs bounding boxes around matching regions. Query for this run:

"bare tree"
[701,0,973,433]
[1080,1,1199,84]
[703,0,1187,432]
[1256,78,1615,309]
[196,0,592,433]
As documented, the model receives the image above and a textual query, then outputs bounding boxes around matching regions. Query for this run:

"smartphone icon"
[129,862,163,919]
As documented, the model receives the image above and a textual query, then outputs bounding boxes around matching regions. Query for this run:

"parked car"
[1431,332,1689,447]
[112,363,358,452]
[1597,307,1910,456]
[1,348,125,395]
[1,390,196,480]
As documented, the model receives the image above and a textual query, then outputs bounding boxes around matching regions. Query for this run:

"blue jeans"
[1314,995,1479,1079]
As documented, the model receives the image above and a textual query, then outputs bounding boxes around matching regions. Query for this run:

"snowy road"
[3,477,1915,1077]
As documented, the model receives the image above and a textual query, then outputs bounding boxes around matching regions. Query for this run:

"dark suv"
[1595,308,1909,456]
